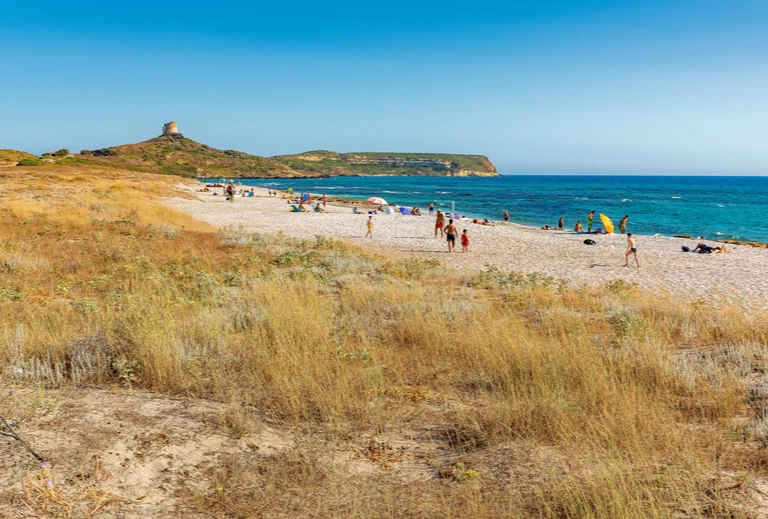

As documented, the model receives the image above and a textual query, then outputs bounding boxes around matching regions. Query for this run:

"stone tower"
[162,121,179,136]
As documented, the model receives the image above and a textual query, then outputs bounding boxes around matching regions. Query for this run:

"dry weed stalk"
[22,458,134,518]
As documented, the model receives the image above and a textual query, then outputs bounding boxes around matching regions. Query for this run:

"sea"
[231,175,768,243]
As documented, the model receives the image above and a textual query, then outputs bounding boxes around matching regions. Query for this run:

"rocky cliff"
[271,150,499,177]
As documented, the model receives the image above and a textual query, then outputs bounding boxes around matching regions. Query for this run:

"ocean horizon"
[221,175,768,243]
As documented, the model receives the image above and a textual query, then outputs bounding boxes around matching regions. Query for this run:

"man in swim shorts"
[435,209,445,238]
[624,233,639,267]
[445,218,458,252]
[587,210,595,232]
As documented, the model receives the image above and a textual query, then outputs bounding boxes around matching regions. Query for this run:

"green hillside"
[65,134,309,179]
[0,149,38,166]
[272,150,499,177]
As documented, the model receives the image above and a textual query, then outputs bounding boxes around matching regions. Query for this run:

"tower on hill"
[162,121,179,136]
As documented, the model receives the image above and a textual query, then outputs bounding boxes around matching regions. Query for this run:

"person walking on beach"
[587,210,595,232]
[619,215,629,234]
[365,216,373,238]
[435,209,445,238]
[461,229,469,252]
[624,233,639,267]
[322,193,327,208]
[445,218,458,252]
[558,216,564,230]
[428,202,434,214]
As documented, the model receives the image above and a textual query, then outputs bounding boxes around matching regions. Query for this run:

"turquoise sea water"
[232,176,768,243]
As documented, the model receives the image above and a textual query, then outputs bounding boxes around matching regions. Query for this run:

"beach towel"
[290,205,300,212]
[399,207,412,215]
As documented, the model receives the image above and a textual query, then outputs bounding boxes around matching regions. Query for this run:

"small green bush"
[16,157,43,166]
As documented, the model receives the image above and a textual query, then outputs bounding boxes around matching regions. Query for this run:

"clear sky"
[2,1,767,174]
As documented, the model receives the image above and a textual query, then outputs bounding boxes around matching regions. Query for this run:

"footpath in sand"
[168,187,768,305]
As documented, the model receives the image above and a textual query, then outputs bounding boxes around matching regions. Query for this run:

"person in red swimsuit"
[434,209,445,238]
[461,229,469,252]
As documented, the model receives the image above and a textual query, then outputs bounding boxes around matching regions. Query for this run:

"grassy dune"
[1,167,767,517]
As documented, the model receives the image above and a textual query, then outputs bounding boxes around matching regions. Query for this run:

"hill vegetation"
[0,149,38,166]
[69,133,307,178]
[4,136,499,179]
[272,150,499,176]
[1,165,767,517]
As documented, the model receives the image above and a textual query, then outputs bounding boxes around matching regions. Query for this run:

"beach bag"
[682,246,690,252]
[583,239,596,246]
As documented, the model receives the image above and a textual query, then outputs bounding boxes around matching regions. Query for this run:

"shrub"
[16,157,43,166]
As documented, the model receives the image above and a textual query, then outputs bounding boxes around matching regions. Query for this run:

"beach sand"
[168,186,768,305]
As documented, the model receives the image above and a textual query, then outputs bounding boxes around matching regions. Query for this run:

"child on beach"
[365,216,373,238]
[624,233,639,267]
[461,230,469,252]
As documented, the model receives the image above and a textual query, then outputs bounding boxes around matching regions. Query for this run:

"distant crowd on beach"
[199,184,739,266]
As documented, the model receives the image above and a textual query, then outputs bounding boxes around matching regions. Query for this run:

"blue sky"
[1,1,767,174]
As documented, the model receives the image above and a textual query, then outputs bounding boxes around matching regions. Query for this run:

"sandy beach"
[168,186,768,305]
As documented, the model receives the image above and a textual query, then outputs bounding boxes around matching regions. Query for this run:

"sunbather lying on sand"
[683,243,729,254]
[694,243,728,254]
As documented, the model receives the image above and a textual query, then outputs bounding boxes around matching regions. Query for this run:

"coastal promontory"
[271,150,499,177]
[5,122,499,179]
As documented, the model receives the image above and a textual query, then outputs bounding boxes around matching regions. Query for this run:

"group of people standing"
[433,209,469,252]
[555,211,630,234]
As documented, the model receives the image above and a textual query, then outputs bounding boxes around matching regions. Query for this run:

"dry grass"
[1,167,768,517]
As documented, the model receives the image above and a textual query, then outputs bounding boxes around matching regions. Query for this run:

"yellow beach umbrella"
[600,214,614,234]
